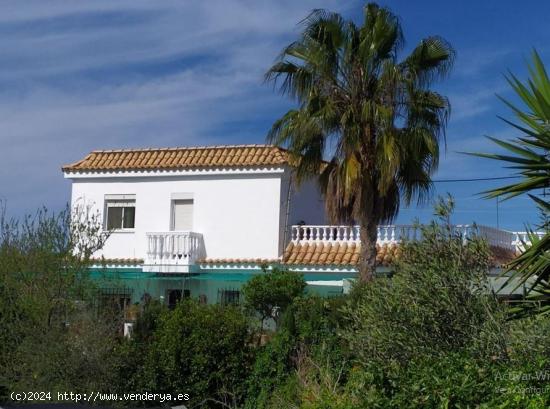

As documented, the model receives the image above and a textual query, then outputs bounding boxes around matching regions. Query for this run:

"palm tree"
[266,3,454,281]
[473,50,550,314]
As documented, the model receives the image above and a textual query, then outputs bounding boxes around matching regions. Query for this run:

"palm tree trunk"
[358,217,377,282]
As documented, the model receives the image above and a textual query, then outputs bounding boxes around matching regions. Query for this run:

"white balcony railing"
[512,231,546,251]
[144,231,204,272]
[290,225,422,244]
[290,224,542,253]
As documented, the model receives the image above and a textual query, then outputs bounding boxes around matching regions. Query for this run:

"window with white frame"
[104,195,136,230]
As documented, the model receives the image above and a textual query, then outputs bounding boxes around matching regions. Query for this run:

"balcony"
[143,231,205,273]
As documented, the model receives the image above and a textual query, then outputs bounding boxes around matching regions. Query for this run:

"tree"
[0,205,114,398]
[473,50,550,314]
[242,267,306,329]
[265,3,454,281]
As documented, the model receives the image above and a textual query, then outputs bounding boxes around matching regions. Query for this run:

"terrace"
[283,224,544,268]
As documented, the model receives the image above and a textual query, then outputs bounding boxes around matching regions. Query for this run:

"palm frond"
[265,2,453,276]
[473,50,550,317]
[401,36,455,87]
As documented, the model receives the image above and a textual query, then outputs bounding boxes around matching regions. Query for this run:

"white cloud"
[0,0,361,215]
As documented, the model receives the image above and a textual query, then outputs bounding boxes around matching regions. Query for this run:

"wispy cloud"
[453,47,513,79]
[447,82,509,122]
[0,0,543,230]
[0,0,360,215]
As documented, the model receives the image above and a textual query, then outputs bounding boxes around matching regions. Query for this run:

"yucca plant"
[473,50,550,315]
[266,3,454,281]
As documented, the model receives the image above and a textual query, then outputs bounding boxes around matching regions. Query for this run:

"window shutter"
[172,200,193,231]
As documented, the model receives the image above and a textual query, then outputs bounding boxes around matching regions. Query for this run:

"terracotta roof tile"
[282,240,517,268]
[90,258,144,265]
[283,242,401,267]
[197,258,279,265]
[63,144,292,172]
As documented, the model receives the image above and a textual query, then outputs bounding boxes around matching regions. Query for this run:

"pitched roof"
[283,241,400,267]
[282,241,517,268]
[62,144,291,172]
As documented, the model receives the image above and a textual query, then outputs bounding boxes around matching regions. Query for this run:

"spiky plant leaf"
[472,50,550,316]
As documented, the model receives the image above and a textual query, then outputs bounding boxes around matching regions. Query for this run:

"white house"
[63,144,326,273]
[63,143,536,283]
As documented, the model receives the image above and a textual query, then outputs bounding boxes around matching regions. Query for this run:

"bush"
[10,312,120,394]
[0,206,116,399]
[242,267,306,329]
[342,196,507,366]
[112,298,168,395]
[142,300,253,408]
[278,352,550,408]
[246,296,347,409]
[266,197,550,408]
[375,353,549,408]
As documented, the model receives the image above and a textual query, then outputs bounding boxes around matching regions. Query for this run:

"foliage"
[472,50,550,313]
[2,197,550,408]
[245,296,346,409]
[245,326,296,409]
[268,338,550,408]
[132,298,167,342]
[507,314,550,367]
[0,205,115,399]
[241,267,306,328]
[112,299,168,395]
[268,198,550,408]
[266,2,454,280]
[141,299,253,408]
[10,311,120,394]
[342,195,506,366]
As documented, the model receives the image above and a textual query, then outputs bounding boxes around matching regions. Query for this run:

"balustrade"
[290,224,543,253]
[145,231,204,266]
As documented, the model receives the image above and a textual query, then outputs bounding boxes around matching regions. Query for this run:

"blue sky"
[0,0,546,230]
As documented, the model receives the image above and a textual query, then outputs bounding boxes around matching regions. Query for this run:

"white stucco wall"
[68,170,285,261]
[288,178,326,226]
[278,176,326,250]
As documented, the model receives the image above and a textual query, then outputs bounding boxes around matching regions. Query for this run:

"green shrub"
[267,197,550,408]
[0,206,116,400]
[342,196,507,366]
[282,352,550,408]
[112,299,168,396]
[376,353,541,408]
[242,267,306,328]
[508,314,550,362]
[245,328,296,409]
[133,298,167,342]
[142,300,253,408]
[246,296,346,409]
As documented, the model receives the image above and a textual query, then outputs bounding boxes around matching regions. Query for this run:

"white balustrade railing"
[290,225,361,242]
[290,224,421,244]
[512,231,546,251]
[290,224,544,252]
[476,225,516,251]
[146,231,204,265]
[377,225,421,243]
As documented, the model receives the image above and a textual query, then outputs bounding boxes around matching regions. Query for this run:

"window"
[218,289,240,306]
[97,287,133,315]
[167,289,191,309]
[105,198,135,230]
